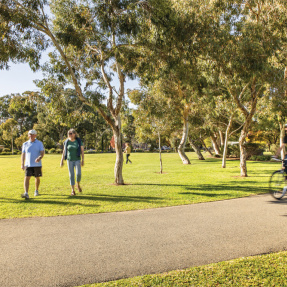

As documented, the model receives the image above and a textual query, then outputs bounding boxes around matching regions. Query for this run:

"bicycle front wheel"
[269,170,286,200]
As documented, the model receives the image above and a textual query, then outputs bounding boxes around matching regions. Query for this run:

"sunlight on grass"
[81,251,287,287]
[0,152,278,219]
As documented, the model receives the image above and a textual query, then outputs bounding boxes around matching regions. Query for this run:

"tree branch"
[227,81,251,118]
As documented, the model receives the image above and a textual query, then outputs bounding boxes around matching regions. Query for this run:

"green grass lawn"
[0,152,278,219]
[79,251,287,287]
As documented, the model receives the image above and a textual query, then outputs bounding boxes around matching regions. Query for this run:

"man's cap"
[28,129,37,135]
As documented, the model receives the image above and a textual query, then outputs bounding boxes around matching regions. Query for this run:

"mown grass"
[0,152,278,219]
[80,251,287,287]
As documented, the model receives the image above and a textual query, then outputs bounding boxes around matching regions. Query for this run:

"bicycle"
[269,157,287,200]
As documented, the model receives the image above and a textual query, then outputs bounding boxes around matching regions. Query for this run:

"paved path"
[1,194,287,287]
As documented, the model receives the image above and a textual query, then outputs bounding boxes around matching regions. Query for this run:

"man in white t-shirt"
[21,129,45,199]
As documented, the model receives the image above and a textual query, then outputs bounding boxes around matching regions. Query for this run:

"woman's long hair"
[67,128,79,139]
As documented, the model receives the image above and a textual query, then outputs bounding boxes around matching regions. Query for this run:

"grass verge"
[0,152,278,219]
[79,251,287,286]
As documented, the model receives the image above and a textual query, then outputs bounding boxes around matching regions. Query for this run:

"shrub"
[250,155,271,161]
[134,149,144,152]
[227,143,265,159]
[2,148,10,152]
[84,150,96,154]
[1,152,12,155]
[48,148,56,154]
[245,143,264,159]
[56,149,62,154]
[228,145,240,158]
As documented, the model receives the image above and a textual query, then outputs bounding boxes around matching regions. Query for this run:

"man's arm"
[35,150,45,163]
[21,153,25,170]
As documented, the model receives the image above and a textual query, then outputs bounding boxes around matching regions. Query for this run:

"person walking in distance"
[21,129,45,199]
[60,129,84,196]
[124,142,132,164]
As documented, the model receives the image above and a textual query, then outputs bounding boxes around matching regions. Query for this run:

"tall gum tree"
[210,1,285,176]
[125,0,219,164]
[0,0,163,184]
[129,88,177,173]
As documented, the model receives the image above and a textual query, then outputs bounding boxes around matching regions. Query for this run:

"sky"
[0,62,140,98]
[0,63,43,96]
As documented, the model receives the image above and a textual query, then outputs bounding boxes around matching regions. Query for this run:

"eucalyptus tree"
[0,118,18,153]
[0,0,166,184]
[124,0,220,165]
[0,1,46,71]
[0,96,11,121]
[8,94,38,133]
[262,69,287,158]
[208,1,286,176]
[129,87,179,173]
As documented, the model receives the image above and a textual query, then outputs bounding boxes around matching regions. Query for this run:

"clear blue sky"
[0,62,140,97]
[0,63,43,96]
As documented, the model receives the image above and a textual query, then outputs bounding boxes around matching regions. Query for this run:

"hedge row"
[0,150,21,155]
[249,155,272,161]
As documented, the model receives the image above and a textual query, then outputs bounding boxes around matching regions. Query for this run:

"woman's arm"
[60,146,65,167]
[81,146,84,166]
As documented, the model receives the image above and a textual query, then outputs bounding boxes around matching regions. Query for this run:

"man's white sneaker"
[34,191,39,196]
[21,192,29,199]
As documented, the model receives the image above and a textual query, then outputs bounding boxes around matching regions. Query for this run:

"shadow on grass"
[133,182,269,194]
[0,194,163,206]
[0,197,99,207]
[179,192,230,197]
[54,194,163,203]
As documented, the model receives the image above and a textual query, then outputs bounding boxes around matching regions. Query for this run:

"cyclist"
[275,124,287,174]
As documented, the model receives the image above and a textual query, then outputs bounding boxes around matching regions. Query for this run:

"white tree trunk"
[222,116,233,168]
[178,121,191,164]
[113,116,124,185]
[239,129,248,177]
[210,134,220,155]
[219,130,224,147]
[158,132,163,174]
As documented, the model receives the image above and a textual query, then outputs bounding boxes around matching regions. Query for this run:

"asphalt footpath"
[1,194,287,287]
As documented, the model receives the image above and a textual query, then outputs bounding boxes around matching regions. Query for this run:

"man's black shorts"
[25,167,42,177]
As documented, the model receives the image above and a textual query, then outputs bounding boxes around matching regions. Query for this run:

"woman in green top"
[60,129,84,196]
